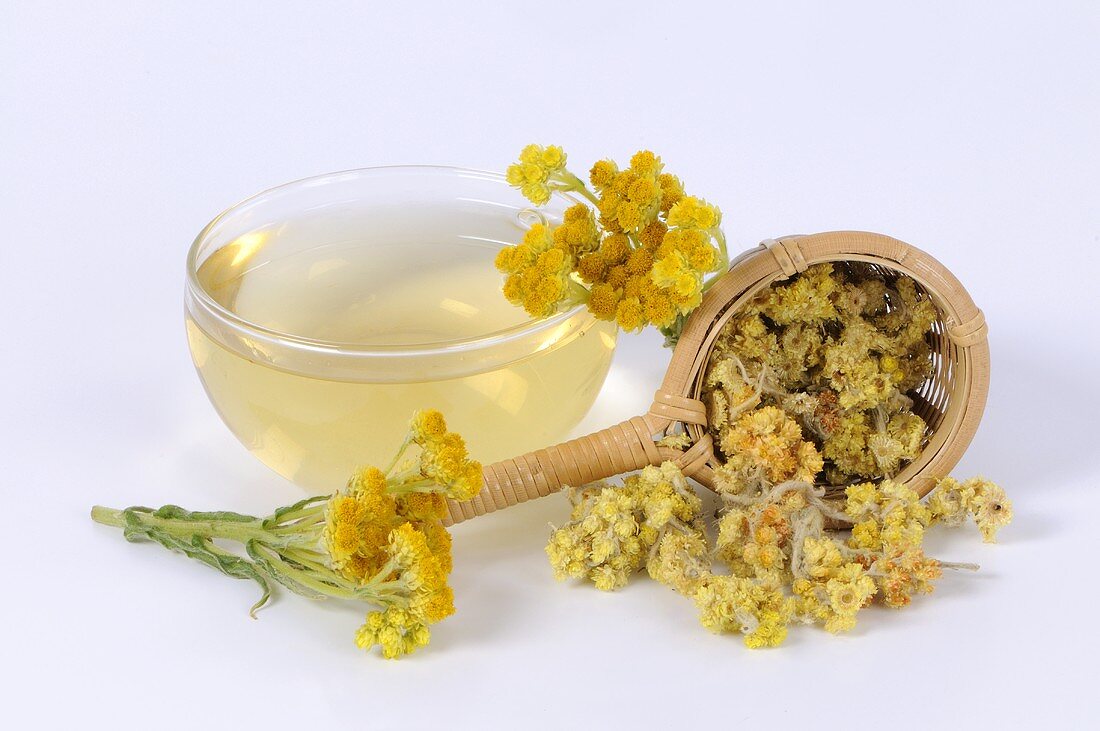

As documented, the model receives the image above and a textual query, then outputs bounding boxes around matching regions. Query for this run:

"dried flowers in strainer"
[497,144,729,343]
[91,410,481,659]
[703,261,938,488]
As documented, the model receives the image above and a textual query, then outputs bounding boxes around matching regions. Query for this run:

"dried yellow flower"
[703,263,937,487]
[547,463,1010,650]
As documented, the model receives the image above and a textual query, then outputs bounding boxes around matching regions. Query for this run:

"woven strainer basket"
[444,231,989,525]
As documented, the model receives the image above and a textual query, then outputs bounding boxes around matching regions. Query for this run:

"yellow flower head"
[615,296,646,331]
[508,144,569,205]
[630,150,661,177]
[659,227,719,272]
[539,144,567,171]
[548,463,703,593]
[651,251,704,312]
[586,283,620,320]
[520,182,551,205]
[356,606,432,660]
[553,204,601,257]
[692,575,792,648]
[966,477,1012,542]
[495,223,579,318]
[824,567,876,622]
[648,527,710,596]
[667,196,721,230]
[874,549,942,608]
[324,467,398,582]
[639,219,668,249]
[714,406,823,495]
[410,409,447,444]
[419,431,484,501]
[589,159,619,190]
[658,173,685,212]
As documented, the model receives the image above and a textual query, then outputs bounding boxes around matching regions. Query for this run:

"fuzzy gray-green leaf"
[134,523,273,616]
[152,504,257,523]
[246,541,328,601]
[264,495,330,529]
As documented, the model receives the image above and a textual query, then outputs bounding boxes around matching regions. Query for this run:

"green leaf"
[132,521,273,617]
[152,504,257,523]
[245,541,328,601]
[263,494,330,529]
[121,509,155,542]
[660,313,687,348]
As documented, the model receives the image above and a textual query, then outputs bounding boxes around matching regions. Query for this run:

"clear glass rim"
[184,164,592,359]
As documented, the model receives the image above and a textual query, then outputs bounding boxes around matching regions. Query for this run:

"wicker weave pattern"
[444,231,989,525]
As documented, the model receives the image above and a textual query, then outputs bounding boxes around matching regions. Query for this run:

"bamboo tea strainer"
[444,231,989,525]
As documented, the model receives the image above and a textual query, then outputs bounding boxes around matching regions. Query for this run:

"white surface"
[3,1,1098,728]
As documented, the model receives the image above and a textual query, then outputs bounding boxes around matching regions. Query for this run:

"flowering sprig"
[505,144,594,206]
[91,410,482,659]
[498,145,730,344]
[547,463,1011,648]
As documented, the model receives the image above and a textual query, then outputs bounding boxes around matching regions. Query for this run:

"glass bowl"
[185,166,618,492]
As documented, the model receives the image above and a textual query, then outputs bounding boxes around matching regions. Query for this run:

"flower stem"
[939,560,980,571]
[90,505,126,527]
[92,505,295,548]
[555,170,599,206]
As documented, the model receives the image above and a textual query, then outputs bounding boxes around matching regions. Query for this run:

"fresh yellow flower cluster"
[546,463,703,591]
[409,409,484,501]
[353,523,455,658]
[323,471,456,659]
[91,409,482,662]
[704,262,938,487]
[496,212,596,317]
[547,462,1011,648]
[498,145,729,341]
[320,409,481,658]
[505,144,571,205]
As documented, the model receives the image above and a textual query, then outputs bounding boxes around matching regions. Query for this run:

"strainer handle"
[444,414,710,525]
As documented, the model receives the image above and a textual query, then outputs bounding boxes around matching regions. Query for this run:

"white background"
[3,2,1098,728]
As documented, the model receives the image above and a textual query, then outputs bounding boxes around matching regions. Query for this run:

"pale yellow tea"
[187,227,616,492]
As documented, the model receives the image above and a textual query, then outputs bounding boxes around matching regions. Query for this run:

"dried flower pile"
[704,262,939,489]
[548,462,1011,647]
[496,144,728,342]
[91,410,481,659]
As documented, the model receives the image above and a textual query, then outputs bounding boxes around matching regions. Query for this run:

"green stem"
[251,543,362,599]
[714,228,729,271]
[385,476,439,495]
[554,170,600,206]
[267,500,327,525]
[271,513,325,533]
[383,436,414,477]
[92,506,297,548]
[90,506,126,527]
[939,560,980,571]
[282,546,335,573]
[701,229,731,295]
